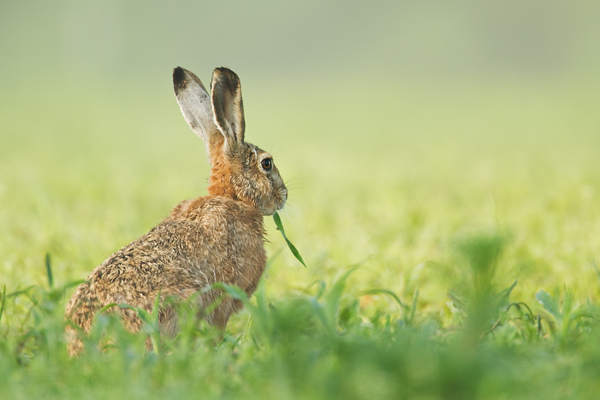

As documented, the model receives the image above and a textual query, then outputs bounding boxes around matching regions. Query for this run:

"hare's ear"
[173,67,220,156]
[210,67,245,145]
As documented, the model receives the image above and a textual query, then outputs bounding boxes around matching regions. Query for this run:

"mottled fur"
[65,67,287,355]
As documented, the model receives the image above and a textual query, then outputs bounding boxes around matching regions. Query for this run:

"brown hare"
[65,67,287,355]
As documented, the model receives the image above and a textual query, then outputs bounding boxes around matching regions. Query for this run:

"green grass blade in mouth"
[273,212,307,268]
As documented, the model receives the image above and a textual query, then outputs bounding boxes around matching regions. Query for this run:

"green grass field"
[2,73,600,399]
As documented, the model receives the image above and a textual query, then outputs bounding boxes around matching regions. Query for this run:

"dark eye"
[261,158,272,171]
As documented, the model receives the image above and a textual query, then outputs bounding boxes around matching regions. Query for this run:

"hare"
[65,67,287,355]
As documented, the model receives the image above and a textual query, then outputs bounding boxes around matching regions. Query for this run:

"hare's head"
[173,67,287,216]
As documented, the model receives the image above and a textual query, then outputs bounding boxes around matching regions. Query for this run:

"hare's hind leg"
[64,288,103,356]
[65,324,84,357]
[211,297,244,331]
[144,305,179,352]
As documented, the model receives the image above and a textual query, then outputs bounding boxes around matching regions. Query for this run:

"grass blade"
[325,266,360,326]
[118,304,154,325]
[0,285,6,326]
[359,289,408,310]
[152,290,161,323]
[273,212,307,268]
[535,290,562,321]
[97,303,118,315]
[408,289,419,326]
[45,253,54,288]
[496,279,518,309]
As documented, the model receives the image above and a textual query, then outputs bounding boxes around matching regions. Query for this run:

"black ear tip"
[213,67,239,83]
[173,67,187,89]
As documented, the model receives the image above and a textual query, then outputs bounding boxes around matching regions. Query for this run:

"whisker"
[269,146,286,158]
[285,176,306,184]
[280,208,296,228]
[281,203,301,227]
[284,184,303,193]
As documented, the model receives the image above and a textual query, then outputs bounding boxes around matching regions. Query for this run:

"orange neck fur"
[207,142,237,199]
[207,160,235,198]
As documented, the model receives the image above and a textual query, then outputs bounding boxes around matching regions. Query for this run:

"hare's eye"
[261,158,273,171]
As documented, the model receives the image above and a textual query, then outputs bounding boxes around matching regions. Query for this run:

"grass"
[2,75,600,399]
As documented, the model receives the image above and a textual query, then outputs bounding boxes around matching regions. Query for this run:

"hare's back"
[86,196,265,304]
[80,219,211,305]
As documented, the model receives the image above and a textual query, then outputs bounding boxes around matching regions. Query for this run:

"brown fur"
[65,67,287,355]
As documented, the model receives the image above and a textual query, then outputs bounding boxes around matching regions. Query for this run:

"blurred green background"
[1,0,600,313]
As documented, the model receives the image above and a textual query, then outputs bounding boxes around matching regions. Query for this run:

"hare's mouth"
[259,187,287,216]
